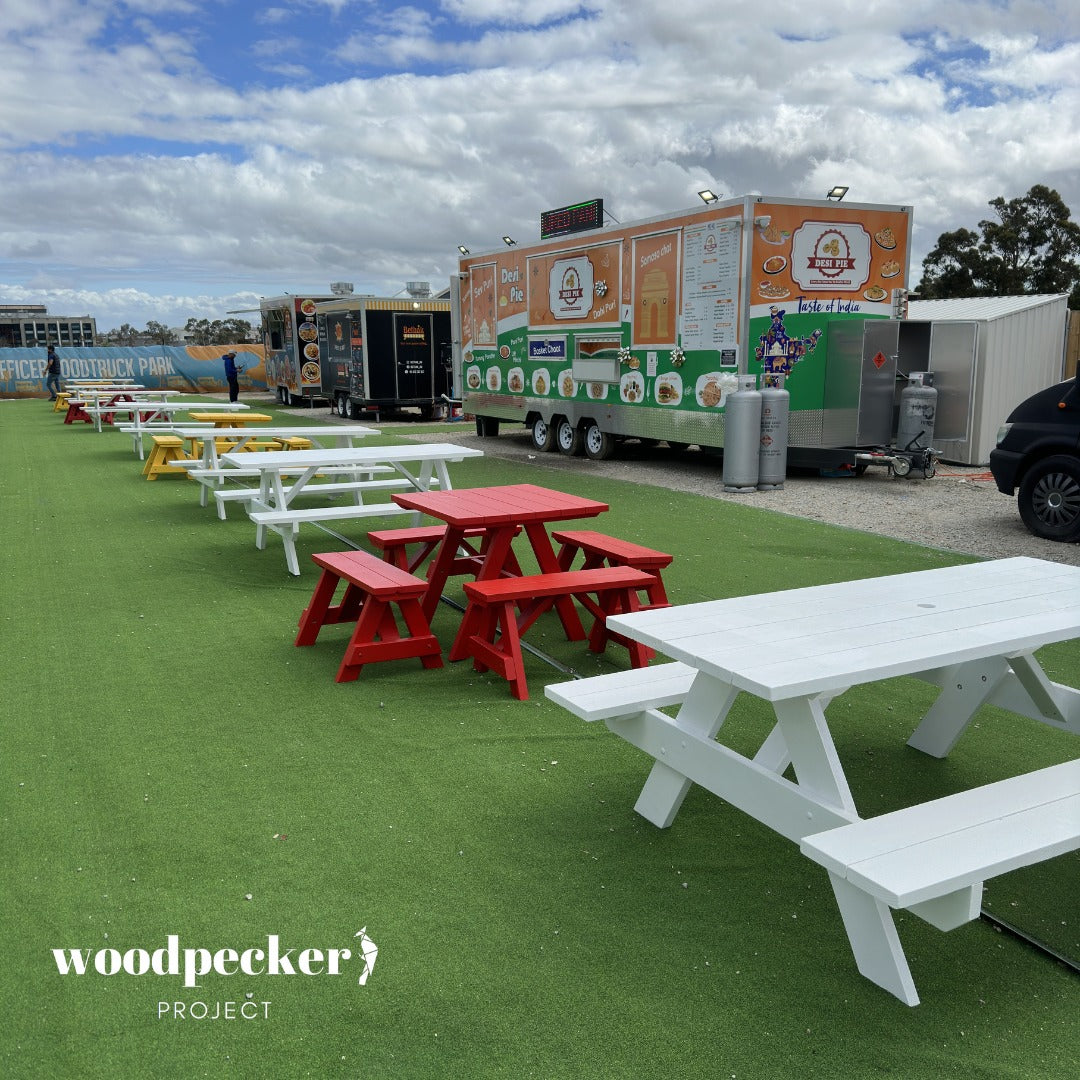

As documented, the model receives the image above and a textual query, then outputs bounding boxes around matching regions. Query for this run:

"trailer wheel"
[556,418,583,456]
[341,396,355,419]
[1018,455,1080,541]
[667,441,690,452]
[583,423,616,461]
[530,416,556,452]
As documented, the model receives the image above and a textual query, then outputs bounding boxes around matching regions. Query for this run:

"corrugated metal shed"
[905,293,1069,464]
[908,294,1068,322]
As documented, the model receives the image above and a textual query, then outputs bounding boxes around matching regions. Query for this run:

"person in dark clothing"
[44,346,62,400]
[222,350,241,402]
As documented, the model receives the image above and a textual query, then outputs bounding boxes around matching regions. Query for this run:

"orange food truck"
[453,195,915,470]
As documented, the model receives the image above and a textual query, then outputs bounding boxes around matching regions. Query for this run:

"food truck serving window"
[265,309,285,351]
[572,335,622,383]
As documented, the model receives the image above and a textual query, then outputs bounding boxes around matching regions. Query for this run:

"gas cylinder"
[758,381,790,490]
[723,375,762,492]
[896,371,938,452]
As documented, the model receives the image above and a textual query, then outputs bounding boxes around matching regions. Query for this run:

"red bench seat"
[295,550,442,682]
[552,529,672,605]
[448,566,662,700]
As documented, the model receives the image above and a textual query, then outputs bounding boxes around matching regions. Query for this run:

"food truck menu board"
[680,217,741,359]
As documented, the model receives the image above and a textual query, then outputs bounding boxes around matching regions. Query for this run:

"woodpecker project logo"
[50,929,378,1020]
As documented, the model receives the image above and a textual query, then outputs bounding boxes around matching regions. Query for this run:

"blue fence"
[0,346,267,398]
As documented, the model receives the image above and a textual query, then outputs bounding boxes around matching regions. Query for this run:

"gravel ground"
[247,394,1080,568]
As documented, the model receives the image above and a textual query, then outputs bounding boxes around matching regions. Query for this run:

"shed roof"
[907,294,1068,322]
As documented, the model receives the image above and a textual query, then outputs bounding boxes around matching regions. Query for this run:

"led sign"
[540,199,605,239]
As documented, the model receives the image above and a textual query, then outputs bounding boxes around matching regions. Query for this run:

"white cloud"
[0,0,1078,329]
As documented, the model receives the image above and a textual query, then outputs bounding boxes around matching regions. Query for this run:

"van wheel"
[1018,455,1080,540]
[556,419,583,456]
[530,416,556,452]
[584,423,615,460]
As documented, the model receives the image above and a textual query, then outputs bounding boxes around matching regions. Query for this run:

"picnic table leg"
[296,568,343,645]
[421,525,470,621]
[586,586,651,665]
[906,656,1009,758]
[632,674,739,828]
[771,696,857,815]
[460,598,528,699]
[281,525,301,577]
[522,522,586,641]
[337,597,442,682]
[825,874,920,1006]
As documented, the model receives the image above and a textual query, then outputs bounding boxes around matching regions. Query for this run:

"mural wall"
[0,345,266,398]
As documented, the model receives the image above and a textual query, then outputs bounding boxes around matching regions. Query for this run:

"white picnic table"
[67,390,180,433]
[546,557,1080,1005]
[112,401,251,452]
[169,424,379,512]
[218,442,485,575]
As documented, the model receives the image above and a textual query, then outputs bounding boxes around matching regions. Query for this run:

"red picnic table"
[390,483,609,634]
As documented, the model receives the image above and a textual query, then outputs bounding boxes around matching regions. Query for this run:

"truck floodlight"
[826,185,849,201]
[697,189,720,204]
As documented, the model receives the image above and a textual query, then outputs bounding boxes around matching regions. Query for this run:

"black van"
[989,368,1080,541]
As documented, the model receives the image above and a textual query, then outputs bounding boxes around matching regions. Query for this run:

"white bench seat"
[250,503,413,527]
[800,758,1080,1005]
[249,503,416,575]
[186,464,396,517]
[214,478,400,510]
[801,759,1080,912]
[545,663,697,723]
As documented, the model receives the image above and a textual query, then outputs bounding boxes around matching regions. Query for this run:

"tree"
[145,320,176,345]
[183,317,253,344]
[919,185,1080,308]
[183,317,211,344]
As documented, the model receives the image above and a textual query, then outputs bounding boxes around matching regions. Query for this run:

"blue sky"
[1,0,1078,330]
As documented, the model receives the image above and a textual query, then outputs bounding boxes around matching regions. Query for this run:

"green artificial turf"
[2,399,1078,1079]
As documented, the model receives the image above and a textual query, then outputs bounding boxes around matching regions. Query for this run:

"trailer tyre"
[530,417,556,452]
[583,423,616,461]
[1018,455,1080,541]
[556,418,583,456]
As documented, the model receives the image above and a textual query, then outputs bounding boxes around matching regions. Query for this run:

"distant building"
[0,305,97,348]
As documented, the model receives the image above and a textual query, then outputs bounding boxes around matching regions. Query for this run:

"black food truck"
[314,293,453,419]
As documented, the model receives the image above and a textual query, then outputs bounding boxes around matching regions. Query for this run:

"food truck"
[454,195,915,469]
[260,293,339,406]
[313,293,453,419]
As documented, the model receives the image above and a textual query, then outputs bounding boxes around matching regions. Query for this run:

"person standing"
[222,350,241,402]
[43,345,62,400]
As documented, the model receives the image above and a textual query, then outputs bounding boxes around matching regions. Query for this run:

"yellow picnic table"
[188,411,274,428]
